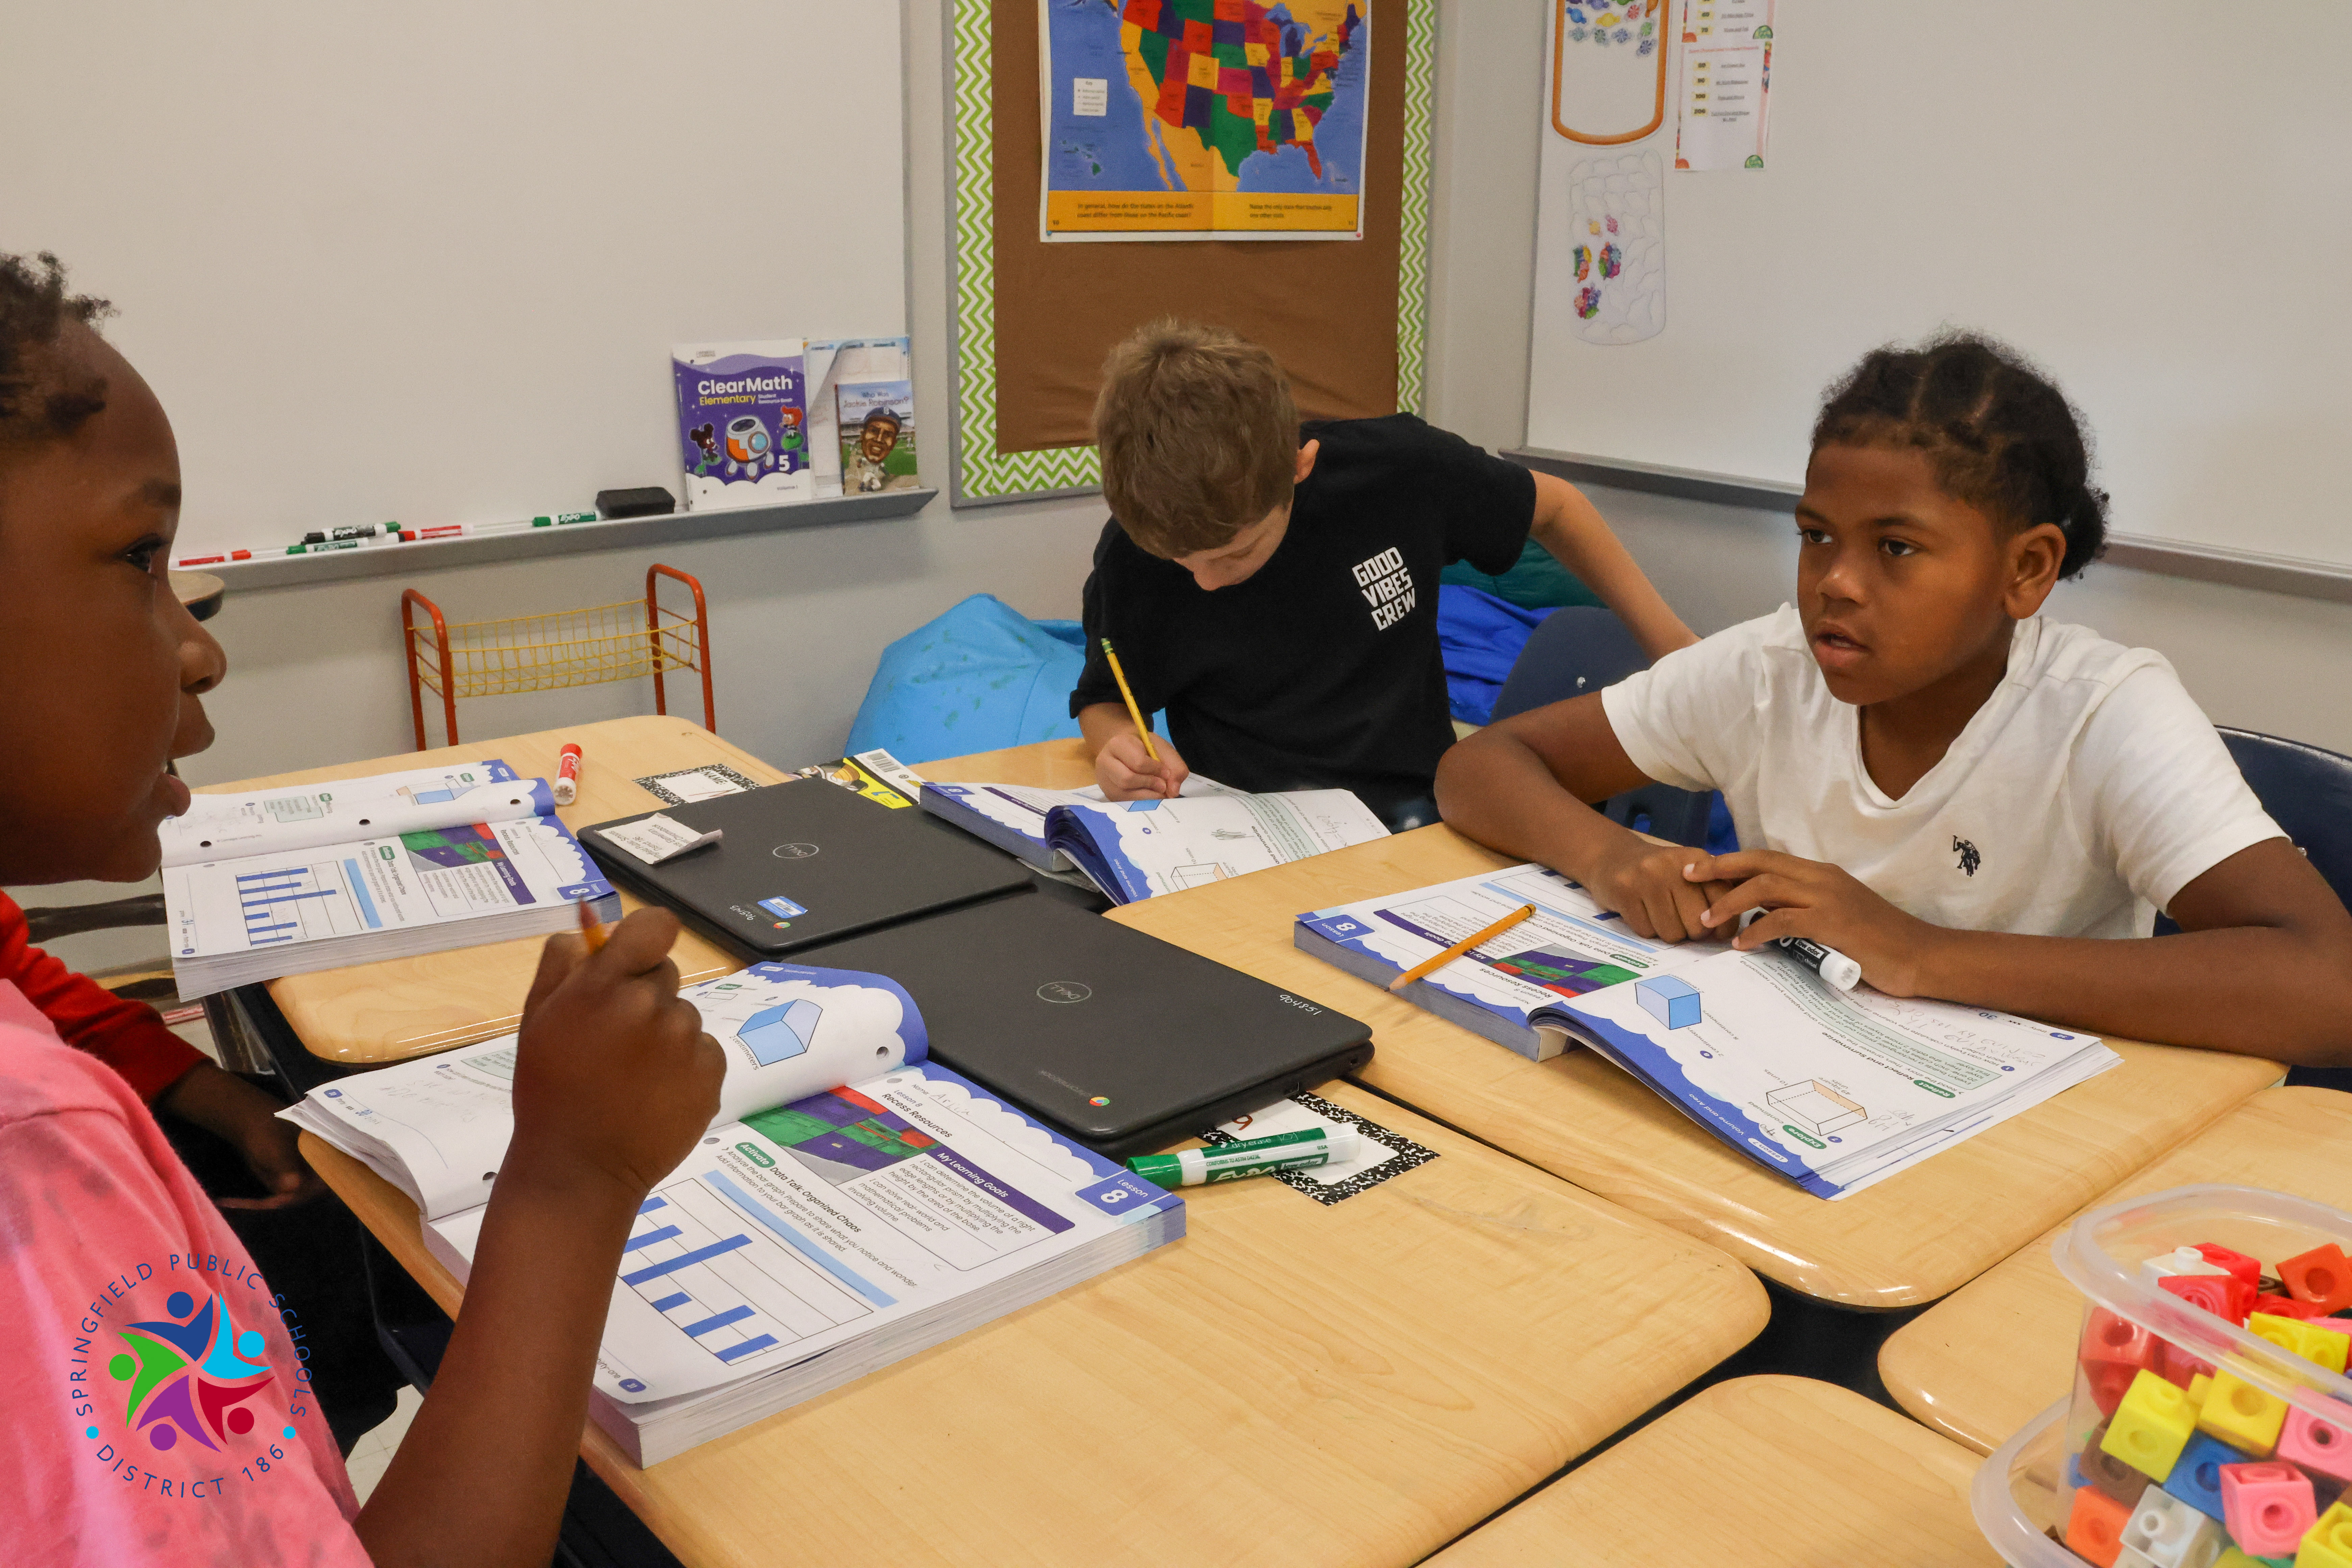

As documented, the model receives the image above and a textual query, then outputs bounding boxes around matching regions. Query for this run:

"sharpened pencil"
[1389,903,1537,992]
[1100,637,1159,762]
[578,897,608,955]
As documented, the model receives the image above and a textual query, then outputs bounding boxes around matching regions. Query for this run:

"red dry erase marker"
[555,743,583,805]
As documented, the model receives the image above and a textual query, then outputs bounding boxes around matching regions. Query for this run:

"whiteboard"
[1528,2,2352,567]
[0,1,907,557]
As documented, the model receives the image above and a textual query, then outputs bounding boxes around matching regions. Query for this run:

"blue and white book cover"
[411,961,1182,1404]
[1296,863,2118,1199]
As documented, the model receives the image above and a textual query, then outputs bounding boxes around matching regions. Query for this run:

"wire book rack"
[401,564,715,749]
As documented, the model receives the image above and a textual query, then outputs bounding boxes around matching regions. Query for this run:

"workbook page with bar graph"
[162,761,615,999]
[619,1061,1175,1393]
[426,1058,1178,1408]
[290,964,1184,1451]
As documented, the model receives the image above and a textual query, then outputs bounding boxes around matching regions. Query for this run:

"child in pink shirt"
[0,254,725,1567]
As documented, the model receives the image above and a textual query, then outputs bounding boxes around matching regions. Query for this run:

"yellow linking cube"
[2202,1369,2290,1458]
[2300,1499,2352,1568]
[2103,1368,2200,1481]
[2250,1313,2352,1377]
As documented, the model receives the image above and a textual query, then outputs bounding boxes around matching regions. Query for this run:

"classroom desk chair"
[401,563,716,750]
[2162,727,2352,1092]
[1488,606,1713,847]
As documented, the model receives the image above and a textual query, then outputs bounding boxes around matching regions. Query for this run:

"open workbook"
[284,962,1185,1465]
[919,775,1389,904]
[161,761,616,999]
[1295,865,2120,1200]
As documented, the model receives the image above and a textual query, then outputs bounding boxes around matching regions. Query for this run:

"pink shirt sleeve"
[0,1003,369,1567]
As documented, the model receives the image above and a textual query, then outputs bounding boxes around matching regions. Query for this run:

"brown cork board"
[989,0,1411,455]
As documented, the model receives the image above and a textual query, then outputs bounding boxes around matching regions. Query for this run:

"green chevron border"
[946,0,1437,506]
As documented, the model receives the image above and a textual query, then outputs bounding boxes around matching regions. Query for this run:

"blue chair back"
[2152,727,2352,1091]
[1489,608,1715,848]
[2153,728,2352,934]
[2219,729,2352,908]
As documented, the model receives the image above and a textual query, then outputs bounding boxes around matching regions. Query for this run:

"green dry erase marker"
[1127,1125,1361,1188]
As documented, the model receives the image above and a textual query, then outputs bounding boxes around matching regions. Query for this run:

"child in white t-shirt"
[1435,332,2352,1064]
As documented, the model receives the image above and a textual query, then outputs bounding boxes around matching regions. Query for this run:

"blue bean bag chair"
[1438,585,1557,727]
[845,594,1088,765]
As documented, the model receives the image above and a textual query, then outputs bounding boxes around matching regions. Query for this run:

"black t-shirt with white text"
[1071,414,1536,827]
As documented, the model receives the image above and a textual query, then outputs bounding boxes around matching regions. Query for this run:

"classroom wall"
[170,0,1547,788]
[174,0,1110,789]
[1452,5,2352,754]
[14,0,1543,960]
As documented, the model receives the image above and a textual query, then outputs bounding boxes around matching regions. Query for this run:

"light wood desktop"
[303,1078,1770,1568]
[1091,811,2279,1308]
[207,715,790,1064]
[917,736,1097,790]
[1423,1375,1999,1567]
[1878,1085,2352,1455]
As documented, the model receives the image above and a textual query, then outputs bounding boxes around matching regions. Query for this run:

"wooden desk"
[1093,817,2280,1308]
[305,1079,1770,1568]
[1423,1376,1999,1567]
[920,736,1096,789]
[1879,1085,2352,1455]
[212,715,791,1064]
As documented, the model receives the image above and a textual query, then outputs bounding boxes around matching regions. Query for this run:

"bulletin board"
[946,0,1437,506]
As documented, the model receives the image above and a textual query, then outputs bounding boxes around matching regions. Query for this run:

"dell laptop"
[579,779,1031,958]
[797,890,1373,1157]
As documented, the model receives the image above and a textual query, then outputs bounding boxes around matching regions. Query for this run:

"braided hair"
[0,252,114,450]
[1812,331,2109,579]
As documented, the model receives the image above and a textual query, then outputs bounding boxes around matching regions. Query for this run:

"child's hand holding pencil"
[1092,637,1190,799]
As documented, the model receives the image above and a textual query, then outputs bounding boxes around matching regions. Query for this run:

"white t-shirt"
[1599,606,2282,939]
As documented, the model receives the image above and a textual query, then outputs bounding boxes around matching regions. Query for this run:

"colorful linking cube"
[2063,1235,2352,1568]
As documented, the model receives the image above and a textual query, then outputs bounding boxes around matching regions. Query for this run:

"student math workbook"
[1297,864,2118,1198]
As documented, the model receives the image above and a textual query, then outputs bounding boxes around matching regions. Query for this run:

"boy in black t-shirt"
[1070,320,1694,830]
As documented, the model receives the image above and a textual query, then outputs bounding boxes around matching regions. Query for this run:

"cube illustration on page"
[1636,974,1701,1029]
[1564,151,1665,344]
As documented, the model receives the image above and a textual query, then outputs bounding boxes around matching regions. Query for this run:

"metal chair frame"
[401,564,715,750]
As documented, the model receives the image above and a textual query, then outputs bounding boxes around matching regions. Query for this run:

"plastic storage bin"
[1973,1184,2352,1567]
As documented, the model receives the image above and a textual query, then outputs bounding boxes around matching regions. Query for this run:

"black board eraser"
[596,486,676,519]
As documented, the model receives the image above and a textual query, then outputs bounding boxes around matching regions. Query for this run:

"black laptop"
[797,891,1373,1158]
[579,778,1031,958]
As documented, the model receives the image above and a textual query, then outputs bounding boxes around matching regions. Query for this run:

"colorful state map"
[1042,0,1371,239]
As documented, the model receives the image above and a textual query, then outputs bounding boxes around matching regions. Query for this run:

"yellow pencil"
[1100,638,1159,762]
[577,897,608,955]
[1389,903,1536,992]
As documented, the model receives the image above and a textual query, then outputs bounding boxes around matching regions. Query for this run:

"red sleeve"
[0,892,204,1103]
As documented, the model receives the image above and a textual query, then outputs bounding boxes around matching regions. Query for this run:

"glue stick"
[555,743,583,806]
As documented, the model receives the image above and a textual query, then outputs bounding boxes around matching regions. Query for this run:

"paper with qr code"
[1205,1092,1436,1205]
[1564,150,1666,344]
